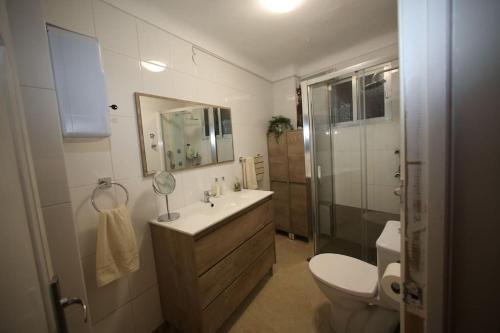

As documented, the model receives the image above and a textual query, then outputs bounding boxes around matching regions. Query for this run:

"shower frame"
[300,55,399,256]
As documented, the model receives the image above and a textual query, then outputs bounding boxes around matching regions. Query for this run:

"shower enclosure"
[302,59,401,264]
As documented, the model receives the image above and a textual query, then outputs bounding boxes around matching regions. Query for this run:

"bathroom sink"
[149,189,274,235]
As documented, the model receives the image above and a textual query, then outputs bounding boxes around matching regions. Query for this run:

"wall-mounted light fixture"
[141,60,167,73]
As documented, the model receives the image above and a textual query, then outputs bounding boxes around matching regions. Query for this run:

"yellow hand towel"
[96,206,139,287]
[244,157,258,190]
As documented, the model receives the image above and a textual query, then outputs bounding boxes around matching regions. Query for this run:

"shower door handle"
[317,165,322,180]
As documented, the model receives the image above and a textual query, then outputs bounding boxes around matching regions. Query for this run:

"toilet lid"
[309,253,378,298]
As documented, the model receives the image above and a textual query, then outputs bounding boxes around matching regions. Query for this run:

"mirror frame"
[134,92,235,176]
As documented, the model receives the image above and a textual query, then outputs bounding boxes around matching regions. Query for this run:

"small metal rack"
[91,177,129,212]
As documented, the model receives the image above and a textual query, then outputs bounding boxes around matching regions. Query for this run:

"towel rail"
[91,177,129,212]
[239,154,264,189]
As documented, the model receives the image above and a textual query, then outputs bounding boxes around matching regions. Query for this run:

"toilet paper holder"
[391,282,401,294]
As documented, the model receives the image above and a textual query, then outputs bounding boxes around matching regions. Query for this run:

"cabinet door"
[290,183,309,237]
[287,130,306,184]
[267,135,288,181]
[270,181,290,232]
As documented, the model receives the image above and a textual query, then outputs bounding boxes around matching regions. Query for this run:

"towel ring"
[91,178,129,212]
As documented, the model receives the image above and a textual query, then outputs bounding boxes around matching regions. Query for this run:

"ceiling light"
[141,60,166,73]
[259,0,303,13]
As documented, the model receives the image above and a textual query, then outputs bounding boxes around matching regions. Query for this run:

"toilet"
[309,221,401,333]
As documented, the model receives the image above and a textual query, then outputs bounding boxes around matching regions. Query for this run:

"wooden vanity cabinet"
[267,130,310,239]
[150,197,275,333]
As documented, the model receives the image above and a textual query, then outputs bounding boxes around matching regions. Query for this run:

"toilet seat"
[309,253,378,298]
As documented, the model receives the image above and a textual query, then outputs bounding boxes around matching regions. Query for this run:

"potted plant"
[267,115,293,142]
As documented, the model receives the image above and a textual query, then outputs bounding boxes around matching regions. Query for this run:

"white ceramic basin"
[149,189,273,235]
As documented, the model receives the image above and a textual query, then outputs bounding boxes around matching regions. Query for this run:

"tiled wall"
[57,0,273,330]
[10,0,273,332]
[332,71,401,215]
[307,68,400,217]
[272,76,299,127]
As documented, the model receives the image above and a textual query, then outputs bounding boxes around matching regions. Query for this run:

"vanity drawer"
[198,222,275,309]
[202,245,275,333]
[194,199,273,275]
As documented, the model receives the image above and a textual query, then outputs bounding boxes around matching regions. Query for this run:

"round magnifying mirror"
[152,171,180,222]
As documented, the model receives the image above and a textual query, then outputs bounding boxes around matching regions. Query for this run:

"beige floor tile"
[221,234,331,333]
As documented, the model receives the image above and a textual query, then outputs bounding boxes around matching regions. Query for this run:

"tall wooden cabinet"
[268,130,310,239]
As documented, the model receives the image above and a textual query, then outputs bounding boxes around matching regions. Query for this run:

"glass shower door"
[310,82,334,253]
[328,75,365,259]
[309,61,401,264]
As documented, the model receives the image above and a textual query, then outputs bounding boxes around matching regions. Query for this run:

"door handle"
[50,276,88,333]
[60,297,87,322]
[317,165,322,180]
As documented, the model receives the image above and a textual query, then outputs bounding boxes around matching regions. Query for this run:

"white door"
[0,39,53,333]
[0,5,86,331]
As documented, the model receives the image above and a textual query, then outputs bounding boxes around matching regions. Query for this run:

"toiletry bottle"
[234,177,241,192]
[215,178,221,197]
[211,178,218,197]
[220,177,225,195]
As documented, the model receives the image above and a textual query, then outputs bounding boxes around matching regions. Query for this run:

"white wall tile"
[130,285,163,333]
[179,167,209,207]
[195,50,221,83]
[373,122,400,151]
[109,116,143,180]
[141,67,175,98]
[136,20,171,68]
[113,177,157,241]
[6,0,54,88]
[82,254,131,323]
[170,35,195,76]
[170,70,198,102]
[43,204,88,303]
[93,0,139,58]
[272,77,298,126]
[44,0,95,37]
[373,149,400,186]
[102,50,142,117]
[21,86,70,206]
[196,79,226,106]
[128,231,157,299]
[92,304,135,333]
[63,138,113,188]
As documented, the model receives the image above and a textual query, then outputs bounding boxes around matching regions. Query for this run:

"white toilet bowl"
[310,221,402,333]
[310,253,399,333]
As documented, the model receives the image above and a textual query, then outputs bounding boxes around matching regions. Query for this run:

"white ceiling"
[110,0,397,80]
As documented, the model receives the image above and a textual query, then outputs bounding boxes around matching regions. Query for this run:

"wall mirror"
[135,93,234,176]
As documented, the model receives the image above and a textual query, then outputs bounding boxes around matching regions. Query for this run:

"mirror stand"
[158,195,180,222]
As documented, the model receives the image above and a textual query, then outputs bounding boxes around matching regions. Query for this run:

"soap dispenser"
[219,177,226,195]
[211,178,220,197]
